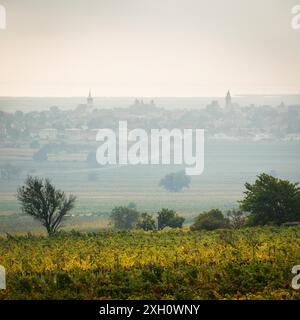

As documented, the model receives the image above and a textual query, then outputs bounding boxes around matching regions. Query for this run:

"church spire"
[226,90,232,108]
[87,90,93,107]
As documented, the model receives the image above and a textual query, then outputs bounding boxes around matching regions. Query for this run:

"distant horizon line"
[0,93,300,99]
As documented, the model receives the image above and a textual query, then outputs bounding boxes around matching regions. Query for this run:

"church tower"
[225,90,232,108]
[87,91,93,108]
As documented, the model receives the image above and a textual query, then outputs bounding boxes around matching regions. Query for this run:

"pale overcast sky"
[0,0,299,96]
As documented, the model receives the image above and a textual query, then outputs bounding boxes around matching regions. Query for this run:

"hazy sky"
[0,0,299,97]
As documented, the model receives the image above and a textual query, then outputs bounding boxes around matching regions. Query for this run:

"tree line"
[16,173,300,236]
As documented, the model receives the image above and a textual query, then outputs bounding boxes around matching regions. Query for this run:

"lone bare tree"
[17,176,76,236]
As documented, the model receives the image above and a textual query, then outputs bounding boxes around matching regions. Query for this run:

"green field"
[1,140,300,234]
[0,227,299,300]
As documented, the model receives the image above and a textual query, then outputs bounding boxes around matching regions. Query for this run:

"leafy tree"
[17,176,76,236]
[239,173,300,226]
[127,202,137,210]
[226,209,247,229]
[137,212,156,231]
[157,208,185,230]
[190,209,229,231]
[159,171,191,193]
[110,206,140,230]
